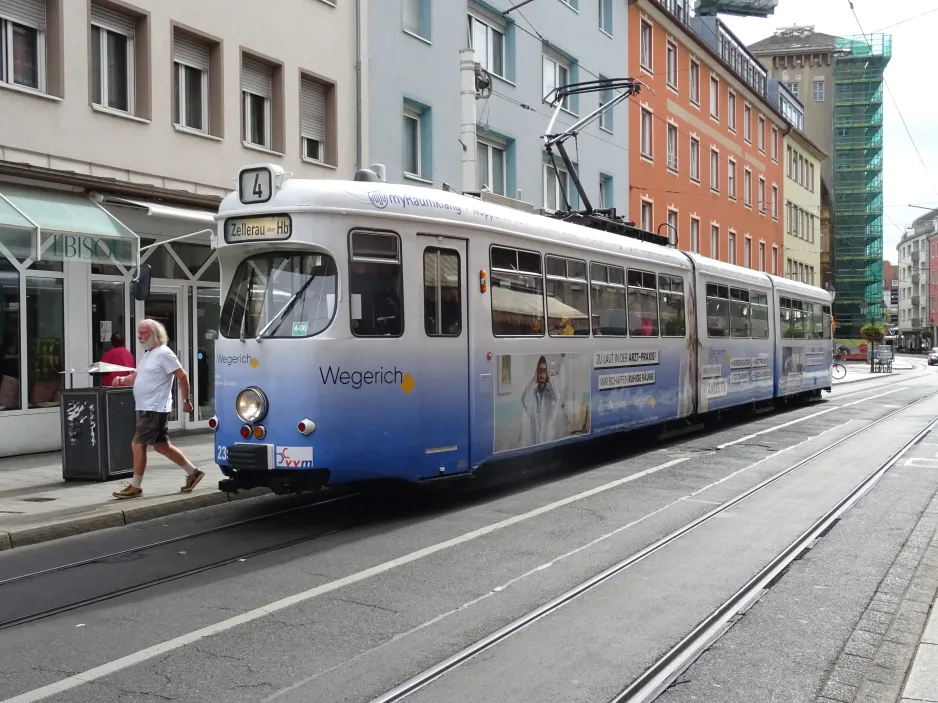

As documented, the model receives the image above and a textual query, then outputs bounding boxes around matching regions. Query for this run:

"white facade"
[897,228,929,348]
[0,0,357,456]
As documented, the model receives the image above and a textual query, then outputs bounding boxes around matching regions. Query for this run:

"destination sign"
[225,215,293,244]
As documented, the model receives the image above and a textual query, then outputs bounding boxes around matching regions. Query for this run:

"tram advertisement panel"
[698,343,775,412]
[493,353,592,453]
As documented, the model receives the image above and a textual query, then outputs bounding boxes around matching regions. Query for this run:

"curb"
[0,487,272,550]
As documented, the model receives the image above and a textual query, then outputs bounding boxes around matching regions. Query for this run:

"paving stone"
[872,639,914,672]
[855,677,901,703]
[884,628,918,646]
[896,610,928,635]
[820,680,858,703]
[829,654,870,688]
[858,616,889,636]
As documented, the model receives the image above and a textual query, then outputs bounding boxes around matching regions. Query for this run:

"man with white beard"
[111,319,205,498]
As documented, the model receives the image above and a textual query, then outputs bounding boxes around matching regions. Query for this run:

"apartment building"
[629,0,785,272]
[0,0,356,456]
[882,260,897,331]
[365,0,630,213]
[782,128,823,285]
[897,225,930,350]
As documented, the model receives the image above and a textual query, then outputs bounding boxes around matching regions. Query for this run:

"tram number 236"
[216,445,228,462]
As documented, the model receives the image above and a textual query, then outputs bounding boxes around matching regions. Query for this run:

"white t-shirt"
[133,345,182,413]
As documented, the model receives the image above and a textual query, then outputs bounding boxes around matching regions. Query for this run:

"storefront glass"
[193,287,219,421]
[0,259,20,411]
[25,276,64,409]
[91,280,128,361]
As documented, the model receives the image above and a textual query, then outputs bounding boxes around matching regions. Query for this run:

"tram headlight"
[235,387,268,424]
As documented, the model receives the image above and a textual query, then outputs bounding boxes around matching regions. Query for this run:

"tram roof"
[217,176,692,269]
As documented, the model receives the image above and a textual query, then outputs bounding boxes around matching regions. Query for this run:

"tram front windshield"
[219,252,338,339]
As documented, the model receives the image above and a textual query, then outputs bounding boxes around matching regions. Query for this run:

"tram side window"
[546,255,590,336]
[790,299,805,339]
[822,304,832,340]
[779,297,792,338]
[491,246,545,336]
[627,270,659,336]
[589,263,627,336]
[658,274,686,337]
[349,231,403,337]
[730,288,751,338]
[810,303,824,340]
[750,291,769,339]
[424,247,461,337]
[706,283,730,337]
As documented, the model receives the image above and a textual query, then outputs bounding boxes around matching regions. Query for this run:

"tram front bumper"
[219,443,330,495]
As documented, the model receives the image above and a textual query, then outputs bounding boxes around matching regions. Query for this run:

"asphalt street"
[0,360,935,703]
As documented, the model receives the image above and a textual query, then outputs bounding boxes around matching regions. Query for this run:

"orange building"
[628,0,786,275]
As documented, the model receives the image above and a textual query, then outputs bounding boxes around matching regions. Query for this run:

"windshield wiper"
[255,274,317,342]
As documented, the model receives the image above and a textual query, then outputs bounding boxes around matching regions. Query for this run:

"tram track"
[366,389,938,703]
[0,378,925,635]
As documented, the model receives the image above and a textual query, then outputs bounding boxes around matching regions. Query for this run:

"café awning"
[0,183,139,267]
[103,196,217,226]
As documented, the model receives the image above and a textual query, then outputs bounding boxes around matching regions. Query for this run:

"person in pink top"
[101,332,135,386]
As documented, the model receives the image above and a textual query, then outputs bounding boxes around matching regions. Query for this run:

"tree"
[860,322,885,344]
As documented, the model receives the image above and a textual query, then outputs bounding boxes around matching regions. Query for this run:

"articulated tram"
[210,164,832,495]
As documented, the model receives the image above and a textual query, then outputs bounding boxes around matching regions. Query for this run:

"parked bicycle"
[832,351,847,380]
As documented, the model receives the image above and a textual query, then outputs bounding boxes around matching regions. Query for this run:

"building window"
[667,209,678,242]
[0,10,43,90]
[772,245,778,275]
[787,146,793,178]
[727,159,736,199]
[641,200,653,231]
[813,78,824,102]
[771,184,778,220]
[743,104,751,143]
[403,0,430,40]
[242,54,272,148]
[690,217,699,253]
[728,232,736,265]
[477,138,506,195]
[544,160,571,212]
[640,20,652,72]
[667,123,678,171]
[744,237,751,268]
[710,149,719,192]
[403,108,422,178]
[468,11,505,78]
[689,59,699,104]
[808,162,815,192]
[744,169,752,207]
[666,42,677,89]
[758,177,766,214]
[771,126,778,161]
[91,3,136,113]
[599,0,613,34]
[599,77,613,132]
[640,107,653,159]
[709,76,719,119]
[172,31,211,133]
[543,52,572,111]
[786,81,799,98]
[759,241,765,271]
[758,116,765,152]
[710,225,719,260]
[599,173,613,208]
[300,74,328,162]
[690,136,699,181]
[727,90,736,131]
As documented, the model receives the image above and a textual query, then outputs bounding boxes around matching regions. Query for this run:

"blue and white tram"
[210,164,832,494]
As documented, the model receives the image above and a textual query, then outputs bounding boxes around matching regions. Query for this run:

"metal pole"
[460,49,478,194]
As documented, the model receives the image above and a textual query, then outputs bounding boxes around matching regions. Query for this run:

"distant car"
[929,348,938,365]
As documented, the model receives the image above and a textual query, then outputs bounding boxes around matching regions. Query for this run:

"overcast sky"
[721,0,938,264]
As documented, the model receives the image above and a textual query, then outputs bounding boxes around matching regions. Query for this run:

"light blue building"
[364,0,630,216]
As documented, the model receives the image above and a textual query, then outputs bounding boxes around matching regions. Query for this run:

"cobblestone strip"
[815,488,938,703]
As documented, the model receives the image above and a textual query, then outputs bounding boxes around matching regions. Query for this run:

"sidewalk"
[902,608,938,702]
[834,358,919,386]
[0,433,268,551]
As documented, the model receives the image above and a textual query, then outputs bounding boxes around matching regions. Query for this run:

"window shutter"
[300,77,326,142]
[0,0,45,29]
[241,56,271,99]
[90,2,134,36]
[173,33,209,72]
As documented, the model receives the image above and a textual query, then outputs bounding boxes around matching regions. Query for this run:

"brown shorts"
[134,411,170,445]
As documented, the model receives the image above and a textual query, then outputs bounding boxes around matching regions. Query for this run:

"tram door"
[417,236,470,477]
